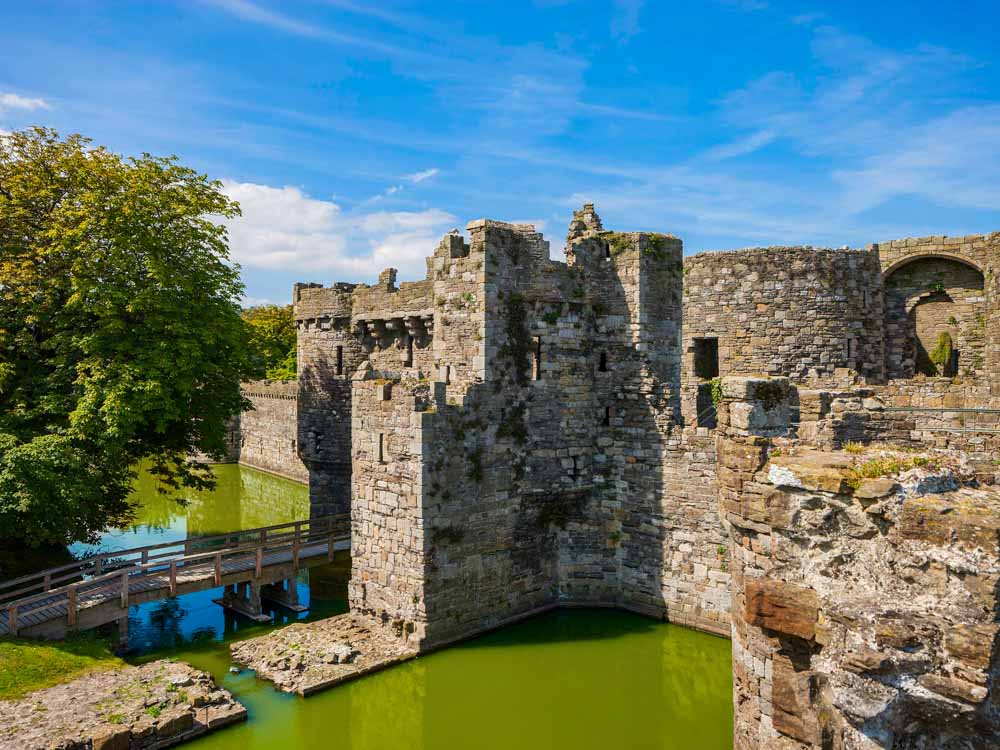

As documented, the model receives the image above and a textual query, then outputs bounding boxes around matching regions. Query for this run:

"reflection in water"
[79,464,310,556]
[90,466,732,749]
[76,464,325,654]
[178,609,733,750]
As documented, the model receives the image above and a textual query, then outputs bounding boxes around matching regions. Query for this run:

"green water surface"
[92,465,734,750]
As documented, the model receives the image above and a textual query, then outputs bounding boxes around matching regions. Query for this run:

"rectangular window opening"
[603,406,611,427]
[335,345,344,376]
[693,337,719,380]
[405,335,414,367]
[533,336,542,380]
[378,433,385,463]
[598,351,608,372]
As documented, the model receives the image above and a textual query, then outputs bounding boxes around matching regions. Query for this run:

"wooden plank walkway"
[0,515,350,638]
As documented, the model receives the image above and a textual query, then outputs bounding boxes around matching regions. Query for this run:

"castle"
[227,205,1000,748]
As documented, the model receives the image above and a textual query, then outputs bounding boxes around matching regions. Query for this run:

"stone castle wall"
[214,204,1000,745]
[715,376,1000,749]
[234,380,308,483]
[346,212,730,645]
[226,206,999,655]
[876,232,1000,390]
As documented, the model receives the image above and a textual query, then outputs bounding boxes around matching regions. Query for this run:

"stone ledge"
[230,613,417,696]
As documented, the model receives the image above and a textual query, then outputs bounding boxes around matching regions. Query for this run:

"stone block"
[91,729,130,750]
[744,578,819,641]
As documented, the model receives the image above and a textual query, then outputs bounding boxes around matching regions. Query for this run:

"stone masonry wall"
[716,376,1000,749]
[345,208,743,646]
[681,246,884,428]
[236,380,308,483]
[875,232,1000,393]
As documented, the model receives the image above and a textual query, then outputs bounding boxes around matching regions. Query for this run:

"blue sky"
[2,0,999,305]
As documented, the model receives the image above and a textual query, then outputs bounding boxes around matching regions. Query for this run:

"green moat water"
[87,465,734,749]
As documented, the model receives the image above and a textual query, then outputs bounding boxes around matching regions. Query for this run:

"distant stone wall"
[715,376,1000,749]
[681,246,884,426]
[236,380,308,483]
[875,232,1000,391]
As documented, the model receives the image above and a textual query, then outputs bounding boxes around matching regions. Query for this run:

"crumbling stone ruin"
[226,204,1000,746]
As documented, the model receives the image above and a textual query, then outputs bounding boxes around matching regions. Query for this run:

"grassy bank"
[0,633,124,701]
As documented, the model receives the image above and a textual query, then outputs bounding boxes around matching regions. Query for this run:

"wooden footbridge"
[0,515,350,640]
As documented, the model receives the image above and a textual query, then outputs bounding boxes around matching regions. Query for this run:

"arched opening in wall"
[883,256,986,380]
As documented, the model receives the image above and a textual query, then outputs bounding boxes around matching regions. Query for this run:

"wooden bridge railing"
[1,514,349,636]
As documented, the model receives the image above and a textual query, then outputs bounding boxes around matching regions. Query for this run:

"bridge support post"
[215,579,270,623]
[261,577,307,612]
[115,615,129,652]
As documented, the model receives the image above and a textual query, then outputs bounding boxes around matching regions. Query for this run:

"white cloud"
[220,179,457,280]
[702,129,776,161]
[833,105,1000,214]
[404,168,439,183]
[240,295,278,308]
[0,92,50,112]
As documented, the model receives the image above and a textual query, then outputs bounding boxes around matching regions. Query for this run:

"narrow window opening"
[445,364,451,384]
[603,406,611,427]
[571,456,578,479]
[405,335,414,367]
[604,244,611,260]
[598,351,608,372]
[378,433,385,463]
[693,337,719,379]
[335,345,344,376]
[533,336,542,380]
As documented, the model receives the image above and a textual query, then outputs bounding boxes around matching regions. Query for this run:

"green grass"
[0,632,124,701]
[847,455,939,489]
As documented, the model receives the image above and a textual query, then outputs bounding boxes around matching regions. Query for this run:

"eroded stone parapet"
[717,376,1000,748]
[0,660,245,750]
[229,612,417,696]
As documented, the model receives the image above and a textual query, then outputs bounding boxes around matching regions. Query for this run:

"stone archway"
[884,256,985,379]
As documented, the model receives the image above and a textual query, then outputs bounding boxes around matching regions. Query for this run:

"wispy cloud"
[204,0,322,37]
[404,168,439,184]
[610,0,644,41]
[702,130,776,161]
[201,0,416,59]
[716,0,769,11]
[539,21,999,248]
[0,92,51,112]
[220,179,456,280]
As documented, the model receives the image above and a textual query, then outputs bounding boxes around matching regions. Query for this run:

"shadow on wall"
[884,256,986,380]
[297,353,353,518]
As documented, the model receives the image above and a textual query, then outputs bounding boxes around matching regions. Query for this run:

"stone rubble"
[229,613,417,696]
[0,660,245,750]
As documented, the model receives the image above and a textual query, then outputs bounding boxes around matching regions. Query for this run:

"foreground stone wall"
[716,376,1000,749]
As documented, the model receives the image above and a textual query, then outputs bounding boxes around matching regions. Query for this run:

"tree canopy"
[242,304,296,381]
[0,128,254,546]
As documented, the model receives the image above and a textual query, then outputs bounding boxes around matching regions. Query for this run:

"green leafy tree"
[241,304,297,380]
[0,128,253,547]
